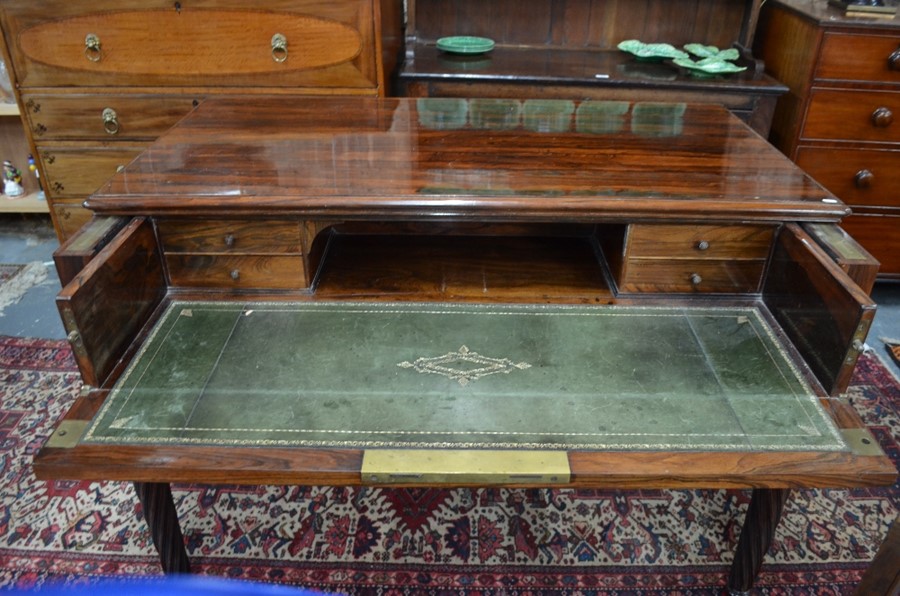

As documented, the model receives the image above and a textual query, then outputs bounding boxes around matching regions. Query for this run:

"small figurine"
[3,160,24,197]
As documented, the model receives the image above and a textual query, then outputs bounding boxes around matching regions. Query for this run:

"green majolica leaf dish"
[436,36,495,55]
[683,43,720,58]
[684,44,740,62]
[672,56,747,75]
[617,39,688,60]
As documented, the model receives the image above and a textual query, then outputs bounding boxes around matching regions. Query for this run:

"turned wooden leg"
[727,488,790,595]
[134,482,191,573]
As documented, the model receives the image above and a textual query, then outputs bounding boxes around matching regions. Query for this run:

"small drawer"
[157,220,304,254]
[795,146,900,209]
[166,255,307,290]
[626,224,775,259]
[802,88,900,143]
[619,259,766,294]
[816,32,900,84]
[21,94,200,141]
[38,144,146,198]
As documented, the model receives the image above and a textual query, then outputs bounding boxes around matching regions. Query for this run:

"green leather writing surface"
[83,302,846,452]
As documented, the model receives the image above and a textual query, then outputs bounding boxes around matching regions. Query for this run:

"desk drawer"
[816,32,900,84]
[22,94,200,141]
[802,89,900,143]
[626,224,774,259]
[38,145,145,198]
[795,146,900,208]
[619,259,766,293]
[157,220,304,254]
[166,255,307,289]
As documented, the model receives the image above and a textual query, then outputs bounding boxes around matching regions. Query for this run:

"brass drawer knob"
[84,33,102,62]
[854,169,875,188]
[230,269,241,281]
[696,240,710,251]
[102,108,120,135]
[690,273,702,286]
[224,234,236,248]
[271,33,288,63]
[871,107,894,128]
[889,47,900,71]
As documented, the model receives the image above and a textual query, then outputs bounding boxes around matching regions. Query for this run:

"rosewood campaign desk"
[35,97,896,594]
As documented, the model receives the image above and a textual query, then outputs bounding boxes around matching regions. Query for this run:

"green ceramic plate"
[672,56,747,75]
[436,36,495,54]
[617,39,688,60]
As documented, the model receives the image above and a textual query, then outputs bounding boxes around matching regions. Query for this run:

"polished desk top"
[90,96,845,222]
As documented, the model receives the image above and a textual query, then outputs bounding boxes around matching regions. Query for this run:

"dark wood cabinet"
[754,0,900,279]
[396,0,787,135]
[0,0,403,241]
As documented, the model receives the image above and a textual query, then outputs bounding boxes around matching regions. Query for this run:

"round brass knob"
[84,33,101,62]
[224,234,236,248]
[271,33,288,63]
[230,269,240,281]
[696,240,710,251]
[102,108,119,135]
[889,47,900,71]
[690,273,702,286]
[871,107,894,128]
[854,169,875,188]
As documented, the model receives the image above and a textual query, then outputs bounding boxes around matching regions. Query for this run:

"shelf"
[0,103,20,116]
[0,192,49,213]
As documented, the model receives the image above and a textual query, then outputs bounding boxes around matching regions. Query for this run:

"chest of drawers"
[0,0,403,241]
[754,0,900,278]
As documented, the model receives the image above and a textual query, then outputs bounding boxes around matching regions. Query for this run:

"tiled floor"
[0,213,898,379]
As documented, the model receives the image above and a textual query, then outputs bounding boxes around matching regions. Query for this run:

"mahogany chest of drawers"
[755,0,900,278]
[0,0,402,241]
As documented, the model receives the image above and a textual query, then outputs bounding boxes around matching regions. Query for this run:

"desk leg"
[134,482,191,574]
[727,488,789,594]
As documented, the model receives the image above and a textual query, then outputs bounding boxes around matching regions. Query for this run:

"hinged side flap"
[764,223,876,396]
[57,217,166,388]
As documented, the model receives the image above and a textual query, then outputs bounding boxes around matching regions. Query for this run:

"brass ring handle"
[271,33,288,63]
[889,47,900,71]
[696,240,710,251]
[689,273,702,286]
[854,169,875,188]
[84,33,102,62]
[871,106,894,128]
[102,108,119,135]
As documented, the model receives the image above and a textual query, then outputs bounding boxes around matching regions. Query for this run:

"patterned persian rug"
[1,335,897,594]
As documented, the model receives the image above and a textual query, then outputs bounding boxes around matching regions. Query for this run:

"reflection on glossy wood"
[88,97,841,222]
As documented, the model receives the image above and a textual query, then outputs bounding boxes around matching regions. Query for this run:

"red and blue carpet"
[1,335,897,594]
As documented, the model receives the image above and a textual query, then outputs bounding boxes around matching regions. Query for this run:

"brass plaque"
[361,449,570,485]
[45,420,89,449]
[841,429,886,457]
